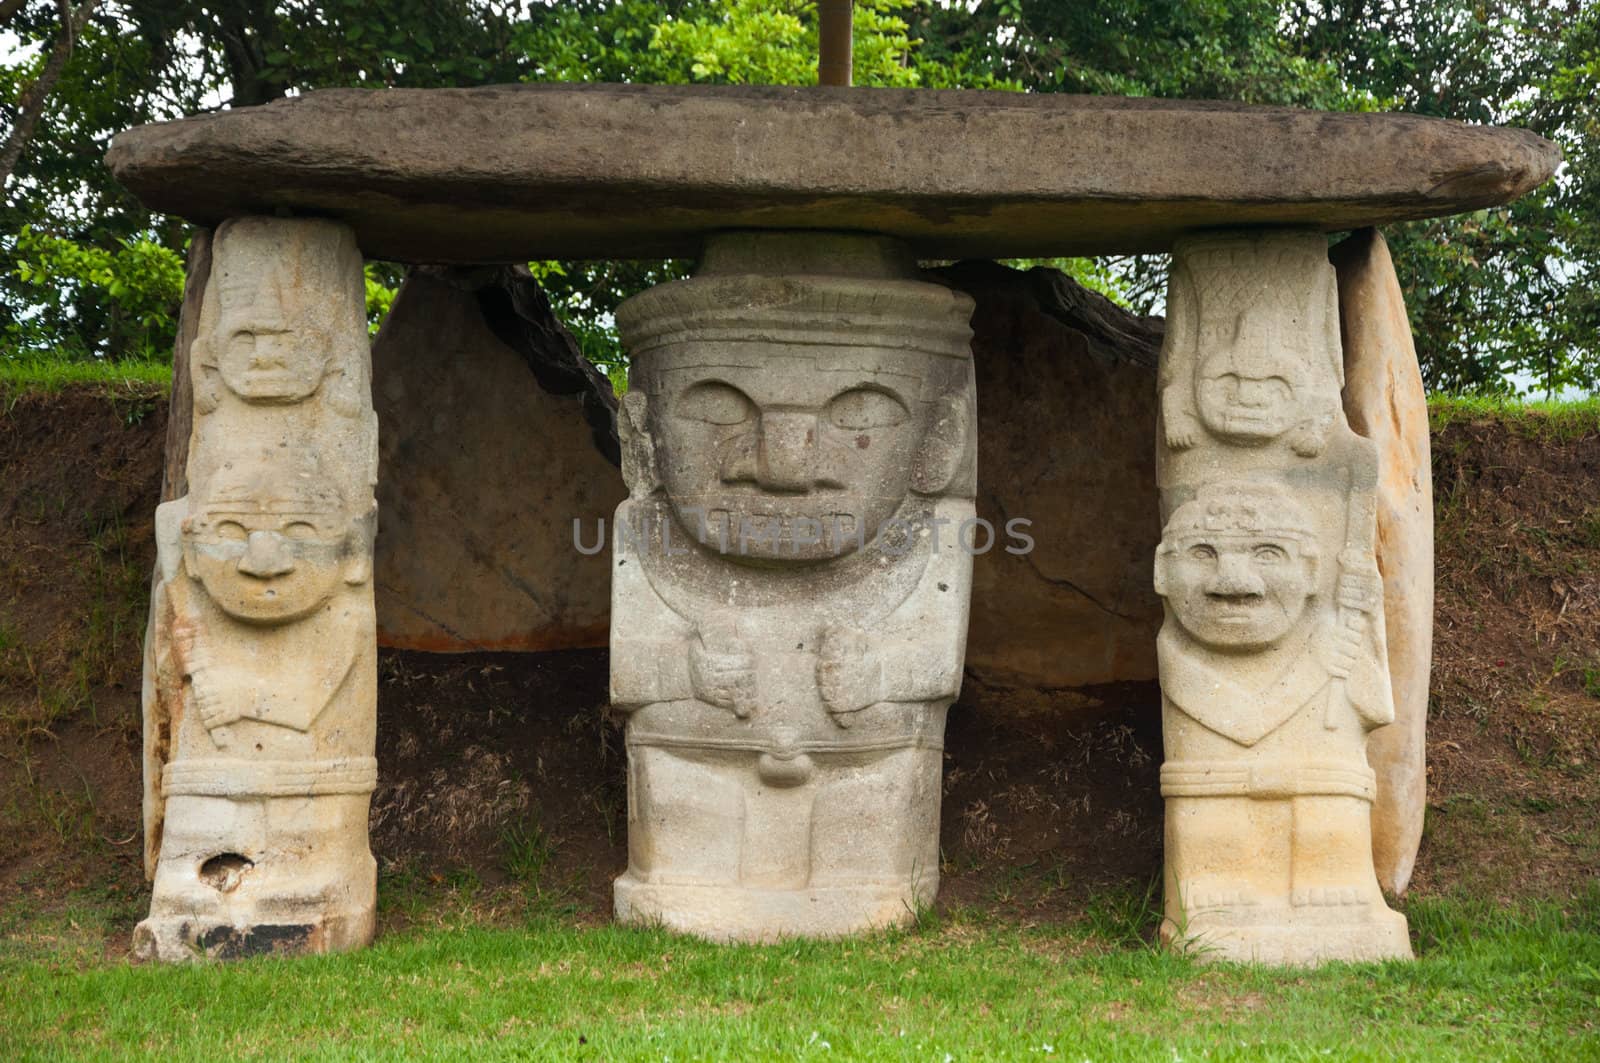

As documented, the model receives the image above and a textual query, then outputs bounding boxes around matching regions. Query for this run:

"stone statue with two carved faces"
[135,218,379,962]
[1154,231,1411,965]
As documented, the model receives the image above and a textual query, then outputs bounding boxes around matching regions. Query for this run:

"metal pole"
[818,0,853,87]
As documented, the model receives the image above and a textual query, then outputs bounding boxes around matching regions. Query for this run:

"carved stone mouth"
[694,507,862,551]
[236,372,305,395]
[1206,598,1266,622]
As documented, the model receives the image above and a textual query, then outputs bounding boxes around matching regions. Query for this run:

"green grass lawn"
[2,892,1596,1060]
[0,357,171,396]
[4,357,1596,440]
[1,374,1596,1058]
[1426,393,1600,441]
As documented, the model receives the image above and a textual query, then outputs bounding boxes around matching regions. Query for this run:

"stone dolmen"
[105,84,1558,963]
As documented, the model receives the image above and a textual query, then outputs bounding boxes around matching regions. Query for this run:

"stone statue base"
[613,735,943,940]
[615,878,936,942]
[133,906,374,965]
[1161,909,1411,966]
[133,789,375,962]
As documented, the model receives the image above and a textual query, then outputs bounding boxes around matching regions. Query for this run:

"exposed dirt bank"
[2,389,1596,952]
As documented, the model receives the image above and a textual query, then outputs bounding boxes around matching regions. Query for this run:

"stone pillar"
[134,217,379,962]
[609,232,977,940]
[1332,229,1434,897]
[1153,230,1412,965]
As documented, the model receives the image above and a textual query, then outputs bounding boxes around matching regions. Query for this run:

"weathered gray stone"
[1332,229,1433,897]
[610,232,975,940]
[371,267,622,653]
[1155,230,1411,966]
[158,230,210,505]
[136,217,378,962]
[359,258,1166,688]
[105,84,1559,262]
[938,262,1164,689]
[349,251,1422,729]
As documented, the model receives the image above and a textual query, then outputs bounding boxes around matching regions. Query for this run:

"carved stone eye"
[283,521,318,541]
[677,382,754,426]
[1252,543,1289,563]
[215,521,248,542]
[826,388,908,431]
[1187,544,1218,562]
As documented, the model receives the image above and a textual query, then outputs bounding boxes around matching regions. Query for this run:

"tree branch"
[0,0,30,28]
[0,0,99,192]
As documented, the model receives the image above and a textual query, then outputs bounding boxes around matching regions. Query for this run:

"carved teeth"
[706,509,731,541]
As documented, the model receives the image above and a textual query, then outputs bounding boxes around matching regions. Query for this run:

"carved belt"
[1160,760,1376,801]
[162,757,378,798]
[625,731,941,757]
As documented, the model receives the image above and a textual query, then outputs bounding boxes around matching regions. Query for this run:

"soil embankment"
[2,388,1596,946]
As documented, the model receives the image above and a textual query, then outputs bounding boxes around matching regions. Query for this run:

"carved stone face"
[1157,485,1319,651]
[649,349,935,563]
[1195,343,1306,445]
[1161,531,1315,651]
[211,279,333,403]
[184,473,357,625]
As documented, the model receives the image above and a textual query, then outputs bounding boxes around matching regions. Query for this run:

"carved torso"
[613,495,971,753]
[1158,620,1390,762]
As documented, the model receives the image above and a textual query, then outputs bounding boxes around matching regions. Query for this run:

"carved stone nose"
[247,331,291,370]
[756,411,817,492]
[237,530,295,578]
[1209,553,1263,597]
[1233,378,1273,407]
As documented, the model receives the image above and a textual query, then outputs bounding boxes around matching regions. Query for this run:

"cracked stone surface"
[370,267,622,653]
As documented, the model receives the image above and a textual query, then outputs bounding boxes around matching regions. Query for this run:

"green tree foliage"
[1,0,525,359]
[647,0,968,87]
[9,224,184,360]
[1,0,1595,393]
[911,0,1369,106]
[509,0,1020,377]
[1290,0,1599,393]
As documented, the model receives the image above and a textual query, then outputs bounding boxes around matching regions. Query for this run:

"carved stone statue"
[135,218,378,961]
[1159,234,1343,463]
[191,217,370,413]
[1154,231,1411,965]
[609,232,977,940]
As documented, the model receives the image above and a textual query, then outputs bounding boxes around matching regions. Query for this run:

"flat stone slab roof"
[106,84,1559,262]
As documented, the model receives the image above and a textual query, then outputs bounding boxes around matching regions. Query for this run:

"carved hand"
[171,617,238,730]
[1161,387,1200,451]
[1319,615,1365,681]
[688,623,758,719]
[817,625,884,726]
[1286,421,1330,458]
[1335,551,1382,615]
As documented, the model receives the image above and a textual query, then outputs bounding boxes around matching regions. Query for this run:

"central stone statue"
[609,233,977,939]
